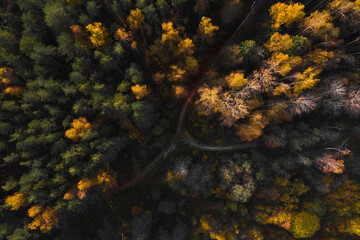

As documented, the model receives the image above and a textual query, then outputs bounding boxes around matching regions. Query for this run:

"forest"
[2,0,360,239]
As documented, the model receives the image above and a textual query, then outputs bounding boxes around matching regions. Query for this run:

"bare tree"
[345,88,360,117]
[219,91,249,127]
[316,152,345,174]
[289,95,319,115]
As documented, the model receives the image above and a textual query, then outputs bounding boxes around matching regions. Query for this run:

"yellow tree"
[265,32,294,53]
[309,49,334,65]
[290,211,321,238]
[115,28,133,42]
[85,22,109,48]
[198,16,219,41]
[338,216,360,236]
[28,206,58,232]
[267,52,302,76]
[236,112,269,142]
[272,84,292,97]
[254,205,292,229]
[173,85,187,98]
[65,117,92,142]
[127,8,145,31]
[28,205,43,218]
[293,67,321,94]
[77,177,95,200]
[224,71,247,90]
[5,192,28,210]
[178,38,195,55]
[4,86,24,98]
[328,0,355,18]
[168,65,186,82]
[269,2,305,29]
[325,180,360,216]
[160,22,179,44]
[0,68,15,84]
[131,84,150,100]
[196,85,222,115]
[96,168,118,191]
[301,10,340,39]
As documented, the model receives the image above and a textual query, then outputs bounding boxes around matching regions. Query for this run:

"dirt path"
[108,0,268,196]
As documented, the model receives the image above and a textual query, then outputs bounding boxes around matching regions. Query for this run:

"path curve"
[108,0,268,196]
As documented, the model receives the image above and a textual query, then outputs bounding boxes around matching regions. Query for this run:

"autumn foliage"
[28,206,58,232]
[269,2,305,29]
[65,117,92,142]
[85,22,109,48]
[127,8,145,31]
[5,192,28,211]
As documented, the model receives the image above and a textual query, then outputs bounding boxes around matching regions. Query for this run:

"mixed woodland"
[2,0,360,239]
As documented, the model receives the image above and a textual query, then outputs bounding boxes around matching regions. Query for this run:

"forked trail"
[108,0,268,196]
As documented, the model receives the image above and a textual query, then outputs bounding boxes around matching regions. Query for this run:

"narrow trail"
[108,0,268,196]
[180,130,259,151]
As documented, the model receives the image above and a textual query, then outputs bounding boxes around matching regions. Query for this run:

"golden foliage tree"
[325,180,360,216]
[309,49,334,65]
[63,188,76,201]
[173,85,187,98]
[290,211,321,238]
[338,215,360,236]
[265,32,294,53]
[328,0,356,18]
[28,206,58,232]
[4,86,24,98]
[28,205,43,218]
[77,177,94,192]
[273,84,292,97]
[225,71,247,90]
[115,28,133,42]
[0,68,14,84]
[160,22,180,44]
[131,84,150,100]
[196,85,222,115]
[127,8,145,31]
[96,169,118,191]
[268,52,302,76]
[178,38,195,55]
[198,16,219,40]
[168,65,186,82]
[293,67,321,94]
[269,2,305,29]
[301,10,340,39]
[5,192,27,211]
[77,177,94,199]
[254,205,292,229]
[65,117,92,142]
[85,22,109,48]
[236,112,268,142]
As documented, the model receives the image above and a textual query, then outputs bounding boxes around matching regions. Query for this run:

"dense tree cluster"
[1,0,360,239]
